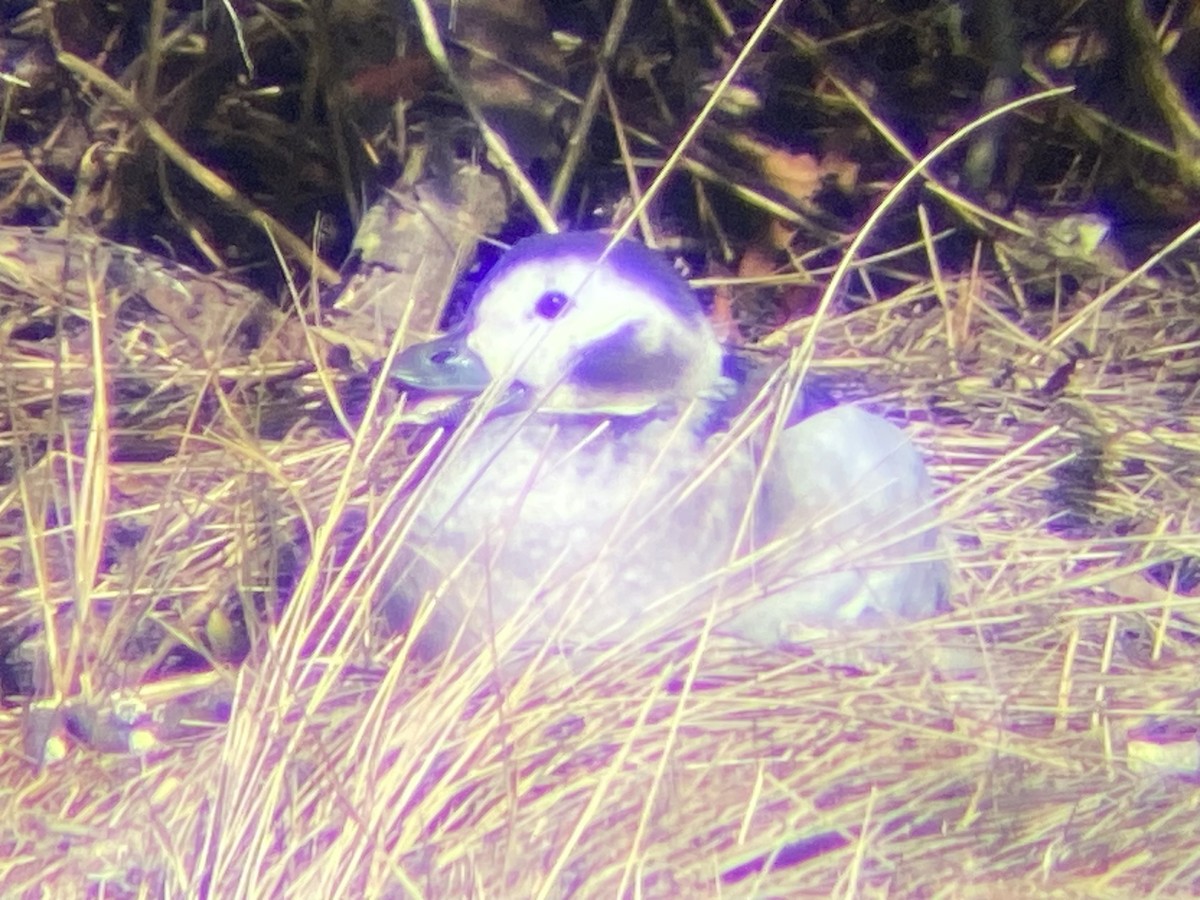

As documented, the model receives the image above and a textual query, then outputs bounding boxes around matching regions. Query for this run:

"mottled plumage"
[384,233,946,657]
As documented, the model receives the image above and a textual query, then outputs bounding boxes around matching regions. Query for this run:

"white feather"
[385,233,947,657]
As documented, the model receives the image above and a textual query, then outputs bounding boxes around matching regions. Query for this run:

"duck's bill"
[389,330,492,394]
[389,330,529,417]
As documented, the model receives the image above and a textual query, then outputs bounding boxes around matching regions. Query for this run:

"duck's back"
[728,404,948,644]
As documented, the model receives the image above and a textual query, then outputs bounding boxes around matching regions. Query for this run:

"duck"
[381,232,947,659]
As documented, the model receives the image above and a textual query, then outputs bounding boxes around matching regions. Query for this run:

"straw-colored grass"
[1,184,1198,897]
[4,2,1200,894]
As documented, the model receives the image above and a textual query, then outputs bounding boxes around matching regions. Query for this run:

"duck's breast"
[387,416,755,653]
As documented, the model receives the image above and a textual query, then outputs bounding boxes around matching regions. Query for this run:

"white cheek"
[470,313,547,378]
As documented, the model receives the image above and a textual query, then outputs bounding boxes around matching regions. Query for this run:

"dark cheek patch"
[569,323,688,393]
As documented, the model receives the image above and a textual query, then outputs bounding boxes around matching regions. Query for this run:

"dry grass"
[1,191,1199,898]
[3,2,1200,895]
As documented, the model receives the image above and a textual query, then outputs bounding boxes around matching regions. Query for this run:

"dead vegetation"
[1,0,1199,896]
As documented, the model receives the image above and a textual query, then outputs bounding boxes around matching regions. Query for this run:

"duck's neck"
[515,396,721,444]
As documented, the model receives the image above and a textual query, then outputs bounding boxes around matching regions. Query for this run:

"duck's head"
[390,232,727,418]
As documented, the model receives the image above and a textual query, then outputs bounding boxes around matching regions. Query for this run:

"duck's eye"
[535,290,570,319]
